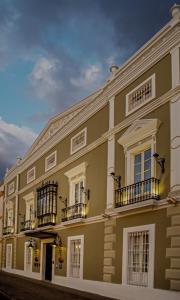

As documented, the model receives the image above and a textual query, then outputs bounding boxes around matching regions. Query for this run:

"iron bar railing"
[62,202,86,222]
[115,177,160,208]
[3,226,14,235]
[20,219,35,231]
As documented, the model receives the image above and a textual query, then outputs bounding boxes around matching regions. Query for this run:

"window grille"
[71,128,87,154]
[45,151,57,171]
[70,239,81,278]
[37,181,57,227]
[126,75,155,115]
[27,167,35,184]
[127,230,149,286]
[8,181,15,195]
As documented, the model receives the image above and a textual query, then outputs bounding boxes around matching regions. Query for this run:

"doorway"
[45,243,52,281]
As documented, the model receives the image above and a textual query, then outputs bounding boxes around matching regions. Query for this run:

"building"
[0,182,4,269]
[1,4,180,300]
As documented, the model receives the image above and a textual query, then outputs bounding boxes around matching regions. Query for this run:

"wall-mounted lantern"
[153,153,165,174]
[110,172,121,189]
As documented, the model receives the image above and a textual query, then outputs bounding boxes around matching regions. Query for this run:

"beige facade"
[1,5,180,300]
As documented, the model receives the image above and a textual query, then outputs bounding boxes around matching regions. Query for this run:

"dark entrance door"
[45,243,52,281]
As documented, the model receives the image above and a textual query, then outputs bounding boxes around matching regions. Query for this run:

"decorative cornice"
[13,85,180,196]
[5,20,180,183]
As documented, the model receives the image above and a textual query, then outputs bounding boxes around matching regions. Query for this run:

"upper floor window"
[8,181,15,195]
[71,128,87,155]
[27,167,36,184]
[45,151,57,172]
[126,74,155,116]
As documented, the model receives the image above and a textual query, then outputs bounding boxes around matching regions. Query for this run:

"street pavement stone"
[0,271,113,300]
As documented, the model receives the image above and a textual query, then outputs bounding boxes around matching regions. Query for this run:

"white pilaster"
[107,97,115,209]
[170,46,180,192]
[14,174,19,233]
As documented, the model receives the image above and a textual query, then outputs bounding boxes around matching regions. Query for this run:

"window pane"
[144,160,151,171]
[134,154,141,164]
[144,148,151,160]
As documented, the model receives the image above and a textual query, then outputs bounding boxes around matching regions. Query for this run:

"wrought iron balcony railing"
[20,219,35,232]
[37,213,56,227]
[115,177,160,208]
[62,202,86,222]
[3,226,14,235]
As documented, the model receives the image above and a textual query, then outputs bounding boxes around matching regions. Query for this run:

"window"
[24,242,32,273]
[65,163,87,205]
[37,181,57,227]
[71,128,87,154]
[67,235,84,279]
[45,151,57,172]
[126,74,155,115]
[8,181,15,195]
[7,208,13,227]
[6,244,12,269]
[122,224,155,288]
[27,167,35,184]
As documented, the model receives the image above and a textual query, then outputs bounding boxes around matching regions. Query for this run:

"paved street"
[0,271,113,300]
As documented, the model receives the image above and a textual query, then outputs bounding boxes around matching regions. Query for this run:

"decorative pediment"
[118,119,161,148]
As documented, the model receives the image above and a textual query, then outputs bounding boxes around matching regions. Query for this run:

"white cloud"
[29,57,61,99]
[0,117,37,178]
[70,64,102,88]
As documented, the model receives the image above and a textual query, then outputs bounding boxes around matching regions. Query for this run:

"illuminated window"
[67,235,84,279]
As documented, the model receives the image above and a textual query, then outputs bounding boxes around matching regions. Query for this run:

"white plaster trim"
[70,128,87,155]
[117,119,160,149]
[5,22,180,183]
[122,224,155,288]
[62,218,85,226]
[64,162,87,179]
[109,96,115,129]
[27,167,36,184]
[67,235,84,279]
[52,275,180,300]
[5,85,180,186]
[126,74,156,116]
[45,151,57,172]
[23,192,34,202]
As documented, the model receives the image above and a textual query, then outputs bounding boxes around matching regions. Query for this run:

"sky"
[0,0,176,181]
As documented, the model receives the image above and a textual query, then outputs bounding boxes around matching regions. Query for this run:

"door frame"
[24,241,33,274]
[40,238,55,281]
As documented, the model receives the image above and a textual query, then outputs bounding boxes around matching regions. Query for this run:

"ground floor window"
[67,235,84,279]
[122,224,155,288]
[6,244,12,269]
[24,242,32,273]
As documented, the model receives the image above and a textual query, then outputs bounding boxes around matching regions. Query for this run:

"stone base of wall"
[103,218,116,282]
[166,193,180,291]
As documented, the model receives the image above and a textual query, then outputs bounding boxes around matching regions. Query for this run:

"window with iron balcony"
[37,181,57,227]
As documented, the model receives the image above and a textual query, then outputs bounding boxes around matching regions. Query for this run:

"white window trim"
[122,224,155,288]
[6,243,12,269]
[23,192,35,221]
[65,163,87,206]
[126,139,156,185]
[45,150,57,172]
[70,128,87,155]
[67,235,84,279]
[24,241,33,274]
[8,181,15,195]
[126,74,156,116]
[27,167,36,184]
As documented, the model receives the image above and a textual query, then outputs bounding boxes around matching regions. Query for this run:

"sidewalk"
[0,271,113,300]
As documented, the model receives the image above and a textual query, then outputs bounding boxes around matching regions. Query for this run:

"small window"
[6,244,12,269]
[71,128,87,154]
[8,182,15,195]
[27,167,35,184]
[45,151,57,172]
[126,74,155,115]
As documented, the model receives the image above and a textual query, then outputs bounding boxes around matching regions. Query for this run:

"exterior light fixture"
[52,239,57,248]
[153,153,165,173]
[110,172,121,189]
[80,186,90,200]
[28,239,37,249]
